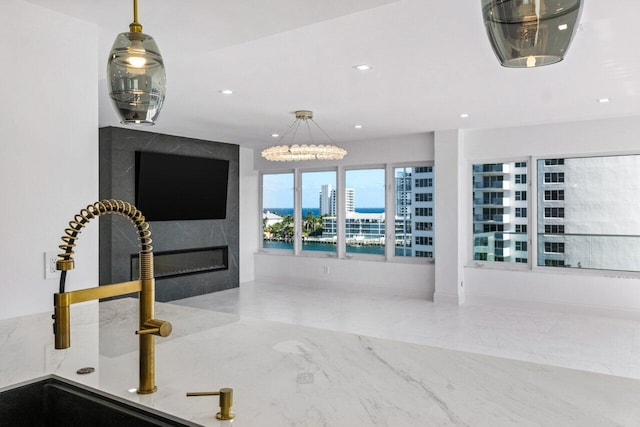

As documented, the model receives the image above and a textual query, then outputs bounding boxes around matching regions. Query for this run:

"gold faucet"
[52,200,172,394]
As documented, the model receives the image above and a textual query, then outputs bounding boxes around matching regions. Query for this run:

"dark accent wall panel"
[99,127,239,301]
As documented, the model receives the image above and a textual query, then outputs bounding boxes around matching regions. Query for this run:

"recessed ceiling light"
[460,113,469,118]
[271,133,279,138]
[353,124,363,129]
[597,98,610,103]
[218,89,233,95]
[558,24,568,31]
[353,64,372,71]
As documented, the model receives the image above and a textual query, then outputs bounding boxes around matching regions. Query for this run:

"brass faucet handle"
[136,319,172,337]
[186,388,235,420]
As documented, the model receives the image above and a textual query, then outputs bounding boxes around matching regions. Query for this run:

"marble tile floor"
[172,279,640,381]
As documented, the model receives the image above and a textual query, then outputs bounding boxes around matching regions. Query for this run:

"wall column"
[434,130,466,304]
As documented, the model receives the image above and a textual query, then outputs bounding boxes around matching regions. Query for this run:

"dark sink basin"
[0,375,197,427]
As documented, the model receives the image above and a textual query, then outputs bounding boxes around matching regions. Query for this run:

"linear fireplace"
[130,246,228,280]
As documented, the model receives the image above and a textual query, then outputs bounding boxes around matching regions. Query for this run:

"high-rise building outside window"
[345,168,386,256]
[537,155,640,271]
[472,161,528,264]
[262,172,294,250]
[302,170,337,254]
[395,166,435,258]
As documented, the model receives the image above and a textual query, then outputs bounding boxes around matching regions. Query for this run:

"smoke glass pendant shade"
[107,32,166,124]
[482,0,582,68]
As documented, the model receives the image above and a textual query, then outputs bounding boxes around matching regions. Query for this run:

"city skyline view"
[263,166,435,259]
[263,169,386,209]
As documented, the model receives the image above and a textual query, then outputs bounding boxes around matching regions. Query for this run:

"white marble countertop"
[3,298,640,426]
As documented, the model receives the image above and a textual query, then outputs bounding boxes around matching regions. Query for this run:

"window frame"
[469,158,531,270]
[533,152,640,277]
[390,162,435,263]
[259,170,296,253]
[260,163,433,265]
[299,168,339,257]
[342,165,387,261]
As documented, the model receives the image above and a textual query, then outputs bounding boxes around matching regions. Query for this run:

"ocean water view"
[265,208,384,216]
[263,206,392,255]
[263,240,411,256]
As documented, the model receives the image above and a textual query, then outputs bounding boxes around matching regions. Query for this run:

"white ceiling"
[28,0,640,149]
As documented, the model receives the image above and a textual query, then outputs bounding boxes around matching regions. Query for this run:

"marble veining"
[4,282,640,426]
[94,298,640,426]
[175,280,640,380]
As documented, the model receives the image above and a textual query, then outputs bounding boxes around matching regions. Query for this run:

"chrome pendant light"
[107,0,166,124]
[261,111,347,162]
[481,0,582,68]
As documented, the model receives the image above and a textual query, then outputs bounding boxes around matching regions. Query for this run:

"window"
[473,161,528,264]
[544,207,565,218]
[415,192,433,202]
[415,178,433,187]
[301,171,337,254]
[414,166,433,173]
[475,236,489,246]
[515,241,527,251]
[415,236,433,245]
[415,250,433,258]
[415,207,433,216]
[261,165,434,264]
[544,190,564,201]
[544,242,565,253]
[415,222,433,231]
[537,155,640,272]
[544,172,565,183]
[544,224,565,234]
[262,173,294,250]
[395,166,435,258]
[516,257,528,263]
[345,168,385,256]
[515,224,527,233]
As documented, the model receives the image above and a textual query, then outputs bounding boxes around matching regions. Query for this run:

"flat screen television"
[135,151,229,221]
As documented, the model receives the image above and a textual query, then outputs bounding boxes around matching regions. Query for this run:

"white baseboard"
[465,293,640,320]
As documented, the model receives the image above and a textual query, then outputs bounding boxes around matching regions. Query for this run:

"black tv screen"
[135,151,229,221]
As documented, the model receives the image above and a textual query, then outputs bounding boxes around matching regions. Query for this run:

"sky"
[263,169,386,208]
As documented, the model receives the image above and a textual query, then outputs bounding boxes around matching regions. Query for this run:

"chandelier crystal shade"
[261,111,347,162]
[481,0,582,68]
[107,0,166,124]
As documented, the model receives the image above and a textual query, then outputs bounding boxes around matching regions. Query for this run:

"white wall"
[239,147,259,283]
[252,133,436,297]
[251,116,640,313]
[255,254,434,298]
[461,116,640,313]
[0,0,99,320]
[433,130,466,304]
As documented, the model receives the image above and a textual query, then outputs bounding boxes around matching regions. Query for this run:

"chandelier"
[261,111,347,162]
[481,0,582,68]
[107,0,166,124]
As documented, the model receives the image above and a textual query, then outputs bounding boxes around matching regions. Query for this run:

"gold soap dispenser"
[186,388,235,420]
